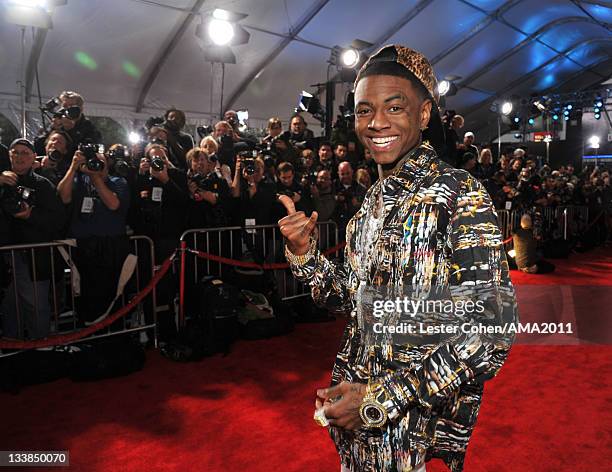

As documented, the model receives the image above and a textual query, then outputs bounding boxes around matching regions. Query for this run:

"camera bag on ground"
[161,276,242,362]
[238,290,294,340]
[69,335,145,381]
[0,346,76,393]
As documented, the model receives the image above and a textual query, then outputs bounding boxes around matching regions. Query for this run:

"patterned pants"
[341,463,426,472]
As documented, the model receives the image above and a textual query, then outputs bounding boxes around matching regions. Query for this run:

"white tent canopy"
[1,0,611,140]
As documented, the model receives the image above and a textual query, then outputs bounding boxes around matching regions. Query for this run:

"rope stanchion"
[186,241,347,270]
[0,252,176,350]
[179,240,187,328]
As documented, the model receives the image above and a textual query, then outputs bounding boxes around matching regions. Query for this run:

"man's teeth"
[371,136,398,145]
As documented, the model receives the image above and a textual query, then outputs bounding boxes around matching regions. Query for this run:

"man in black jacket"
[0,139,65,339]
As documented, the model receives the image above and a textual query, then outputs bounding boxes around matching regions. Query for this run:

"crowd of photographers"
[0,91,610,339]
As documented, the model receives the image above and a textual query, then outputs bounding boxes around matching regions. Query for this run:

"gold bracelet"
[284,238,317,266]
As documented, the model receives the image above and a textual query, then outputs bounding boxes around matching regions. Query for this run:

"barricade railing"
[496,205,588,245]
[178,221,341,326]
[0,235,160,355]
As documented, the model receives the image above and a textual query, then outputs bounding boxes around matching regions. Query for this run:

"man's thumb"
[278,194,296,215]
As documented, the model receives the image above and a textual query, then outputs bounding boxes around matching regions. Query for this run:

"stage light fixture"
[340,48,360,68]
[196,8,249,52]
[296,90,325,123]
[595,100,603,108]
[552,114,559,121]
[588,136,600,148]
[566,104,573,110]
[501,102,513,115]
[208,17,234,45]
[564,115,570,121]
[439,80,450,96]
[563,110,570,116]
[128,132,141,144]
[594,112,601,120]
[513,117,520,124]
[528,118,535,125]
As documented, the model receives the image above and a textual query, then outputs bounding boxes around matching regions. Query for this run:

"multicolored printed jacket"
[289,143,518,472]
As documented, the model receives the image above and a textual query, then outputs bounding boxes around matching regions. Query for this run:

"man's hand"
[278,194,318,255]
[41,156,57,170]
[13,202,33,220]
[0,170,18,187]
[315,382,367,430]
[69,151,86,172]
[61,116,75,130]
[150,165,170,184]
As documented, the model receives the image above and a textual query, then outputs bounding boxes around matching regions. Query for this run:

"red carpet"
[1,248,611,471]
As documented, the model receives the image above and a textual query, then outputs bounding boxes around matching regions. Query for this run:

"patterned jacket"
[289,143,518,471]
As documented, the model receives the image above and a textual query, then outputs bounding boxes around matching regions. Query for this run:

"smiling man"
[279,45,517,472]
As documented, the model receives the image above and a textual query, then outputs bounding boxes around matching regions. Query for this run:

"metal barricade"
[0,235,158,354]
[179,221,340,306]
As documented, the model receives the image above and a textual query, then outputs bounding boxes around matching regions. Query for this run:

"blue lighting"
[567,104,573,110]
[595,100,603,108]
[528,118,535,125]
[552,114,559,120]
[514,117,520,123]
[594,107,600,113]
[564,116,570,121]
[595,113,601,120]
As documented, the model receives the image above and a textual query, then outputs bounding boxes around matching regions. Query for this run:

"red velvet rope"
[0,252,176,350]
[188,241,347,270]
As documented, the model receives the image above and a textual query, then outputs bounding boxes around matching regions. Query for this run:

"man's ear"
[420,99,432,129]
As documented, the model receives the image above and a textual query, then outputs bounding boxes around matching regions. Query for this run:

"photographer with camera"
[275,162,312,219]
[34,90,101,156]
[57,143,131,326]
[230,153,276,226]
[333,161,366,234]
[212,120,244,172]
[35,130,73,185]
[1,139,65,339]
[186,147,230,228]
[199,135,232,185]
[278,113,315,153]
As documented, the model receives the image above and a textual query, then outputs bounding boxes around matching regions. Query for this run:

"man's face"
[335,145,348,160]
[302,150,314,167]
[46,133,68,155]
[464,135,474,146]
[9,145,36,175]
[511,159,522,171]
[451,116,464,130]
[190,154,208,174]
[290,117,305,135]
[167,111,185,130]
[338,163,353,186]
[224,111,238,128]
[316,170,332,191]
[355,75,431,166]
[279,170,294,187]
[319,144,333,164]
[60,97,83,121]
[269,122,282,137]
[213,122,232,138]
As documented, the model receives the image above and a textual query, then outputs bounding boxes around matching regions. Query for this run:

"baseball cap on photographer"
[9,138,35,153]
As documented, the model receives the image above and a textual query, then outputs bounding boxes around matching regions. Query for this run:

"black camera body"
[190,173,218,193]
[108,146,131,178]
[150,157,165,172]
[54,106,81,120]
[79,143,104,172]
[2,185,36,216]
[48,149,63,163]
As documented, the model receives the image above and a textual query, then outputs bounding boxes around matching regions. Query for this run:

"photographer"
[261,117,294,165]
[310,169,336,223]
[298,148,318,189]
[1,139,65,339]
[333,161,365,233]
[35,130,73,185]
[316,141,336,177]
[186,147,230,228]
[275,162,312,218]
[199,136,232,185]
[162,108,194,169]
[442,111,463,166]
[34,90,101,156]
[132,144,189,243]
[278,114,315,152]
[213,120,243,171]
[57,145,130,326]
[230,153,276,226]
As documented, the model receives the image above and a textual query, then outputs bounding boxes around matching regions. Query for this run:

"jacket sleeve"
[371,175,518,421]
[288,245,354,314]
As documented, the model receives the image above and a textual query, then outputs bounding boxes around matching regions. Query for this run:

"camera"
[79,143,104,172]
[190,173,218,193]
[145,116,165,130]
[196,125,213,140]
[150,156,165,172]
[48,149,63,162]
[218,134,235,163]
[238,150,258,176]
[108,146,131,178]
[53,106,81,120]
[1,185,36,215]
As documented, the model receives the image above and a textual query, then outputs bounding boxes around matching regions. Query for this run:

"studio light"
[128,132,141,144]
[208,17,234,46]
[3,0,57,28]
[438,78,458,97]
[589,135,600,148]
[297,90,325,123]
[501,101,513,116]
[341,48,360,68]
[439,80,450,96]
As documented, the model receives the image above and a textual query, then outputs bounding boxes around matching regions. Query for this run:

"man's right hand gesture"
[278,194,318,256]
